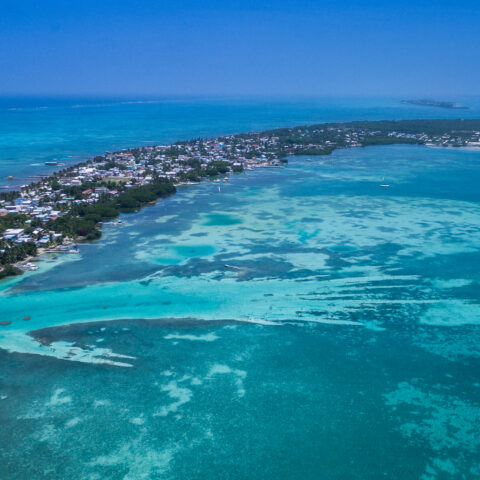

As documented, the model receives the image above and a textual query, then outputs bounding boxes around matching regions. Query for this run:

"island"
[2,118,480,279]
[401,99,469,109]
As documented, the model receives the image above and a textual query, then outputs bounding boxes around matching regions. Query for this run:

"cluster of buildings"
[381,129,480,147]
[1,196,61,219]
[424,132,480,147]
[2,227,61,247]
[2,120,480,273]
[0,135,282,264]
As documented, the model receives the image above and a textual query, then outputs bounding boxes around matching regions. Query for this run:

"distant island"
[2,118,480,279]
[401,99,469,109]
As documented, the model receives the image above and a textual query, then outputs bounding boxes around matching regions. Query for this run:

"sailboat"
[380,176,390,188]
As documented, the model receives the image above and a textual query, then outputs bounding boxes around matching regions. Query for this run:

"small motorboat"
[21,262,39,271]
[380,184,390,188]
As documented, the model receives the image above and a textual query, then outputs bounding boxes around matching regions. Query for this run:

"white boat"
[21,262,39,271]
[380,177,390,187]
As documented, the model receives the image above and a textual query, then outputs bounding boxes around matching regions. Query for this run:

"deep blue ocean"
[0,96,479,479]
[2,95,480,189]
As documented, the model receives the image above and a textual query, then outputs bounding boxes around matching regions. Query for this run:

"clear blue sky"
[1,0,478,96]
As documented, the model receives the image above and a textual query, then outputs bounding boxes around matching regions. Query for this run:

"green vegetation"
[401,99,468,110]
[0,190,20,203]
[48,180,176,239]
[0,264,22,279]
[3,117,480,280]
[0,241,37,266]
[264,119,480,139]
[177,160,241,182]
[0,214,33,234]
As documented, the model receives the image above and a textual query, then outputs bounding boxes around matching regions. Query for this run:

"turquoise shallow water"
[2,94,480,188]
[0,141,479,479]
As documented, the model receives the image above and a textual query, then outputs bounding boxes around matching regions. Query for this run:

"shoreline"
[3,170,271,278]
[0,160,282,280]
[2,118,480,281]
[0,141,470,284]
